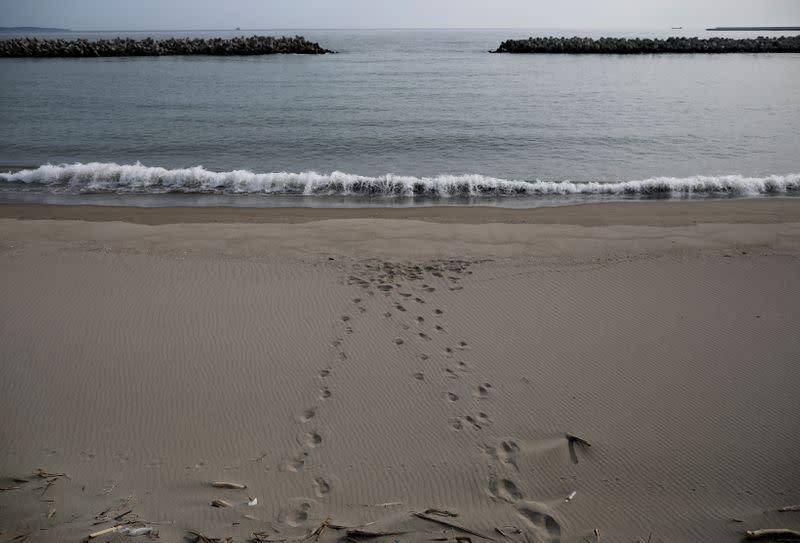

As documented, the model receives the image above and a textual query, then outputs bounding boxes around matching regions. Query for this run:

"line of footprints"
[287,258,560,542]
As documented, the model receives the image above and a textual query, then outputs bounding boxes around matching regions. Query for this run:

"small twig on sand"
[96,495,133,523]
[33,469,69,480]
[494,526,521,537]
[566,434,591,447]
[114,509,133,521]
[211,499,234,508]
[212,481,247,490]
[188,530,233,543]
[778,505,800,512]
[412,512,495,541]
[345,528,409,539]
[309,517,331,542]
[40,480,55,497]
[424,509,458,517]
[745,529,800,540]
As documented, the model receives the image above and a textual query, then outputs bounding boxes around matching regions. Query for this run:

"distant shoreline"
[0,26,70,32]
[707,26,800,31]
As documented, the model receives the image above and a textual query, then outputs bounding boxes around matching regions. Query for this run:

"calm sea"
[1,28,798,207]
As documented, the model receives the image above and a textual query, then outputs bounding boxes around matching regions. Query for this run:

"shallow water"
[1,28,798,206]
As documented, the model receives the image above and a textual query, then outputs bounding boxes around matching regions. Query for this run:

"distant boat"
[236,26,241,31]
[671,26,683,30]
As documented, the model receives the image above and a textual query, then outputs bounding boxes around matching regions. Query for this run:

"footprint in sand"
[456,361,469,372]
[300,408,316,423]
[464,415,483,429]
[446,392,459,402]
[304,432,322,448]
[417,353,429,361]
[358,306,367,313]
[516,506,561,543]
[384,312,392,318]
[285,452,309,472]
[331,339,342,348]
[399,292,412,298]
[434,309,444,315]
[394,338,404,345]
[416,316,425,323]
[337,352,347,361]
[499,440,520,471]
[488,475,524,503]
[319,368,330,378]
[341,315,351,322]
[475,384,491,400]
[451,415,481,430]
[345,326,353,334]
[425,287,436,293]
[401,324,410,330]
[286,502,311,526]
[377,284,393,292]
[319,387,332,400]
[352,298,361,304]
[435,325,445,332]
[458,341,469,349]
[395,304,407,312]
[444,368,458,379]
[413,371,425,381]
[414,297,425,304]
[313,477,331,498]
[419,332,431,341]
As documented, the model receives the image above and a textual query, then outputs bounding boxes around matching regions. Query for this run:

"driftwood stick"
[345,528,409,539]
[211,481,247,490]
[778,505,800,512]
[424,508,458,517]
[412,512,495,541]
[113,509,133,521]
[566,433,591,447]
[88,525,122,539]
[745,529,800,540]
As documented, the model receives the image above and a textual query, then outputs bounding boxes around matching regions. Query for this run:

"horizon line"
[1,25,730,32]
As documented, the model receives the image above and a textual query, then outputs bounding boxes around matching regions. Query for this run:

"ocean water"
[1,28,798,207]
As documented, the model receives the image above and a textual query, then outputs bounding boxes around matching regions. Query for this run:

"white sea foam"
[2,162,799,198]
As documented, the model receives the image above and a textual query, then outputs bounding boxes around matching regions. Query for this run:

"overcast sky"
[1,0,798,30]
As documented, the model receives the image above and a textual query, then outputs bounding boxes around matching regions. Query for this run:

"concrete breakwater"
[494,35,800,54]
[0,35,334,57]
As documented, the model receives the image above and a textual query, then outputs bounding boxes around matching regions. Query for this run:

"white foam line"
[2,162,799,197]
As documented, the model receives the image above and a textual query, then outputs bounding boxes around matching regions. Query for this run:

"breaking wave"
[2,162,799,198]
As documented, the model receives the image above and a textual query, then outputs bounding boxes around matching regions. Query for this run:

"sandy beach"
[1,199,799,543]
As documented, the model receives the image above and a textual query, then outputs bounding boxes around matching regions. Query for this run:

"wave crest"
[2,162,799,198]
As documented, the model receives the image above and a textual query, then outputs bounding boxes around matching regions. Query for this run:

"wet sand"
[1,200,799,542]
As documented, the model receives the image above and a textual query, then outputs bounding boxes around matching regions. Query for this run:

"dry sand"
[1,200,799,543]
